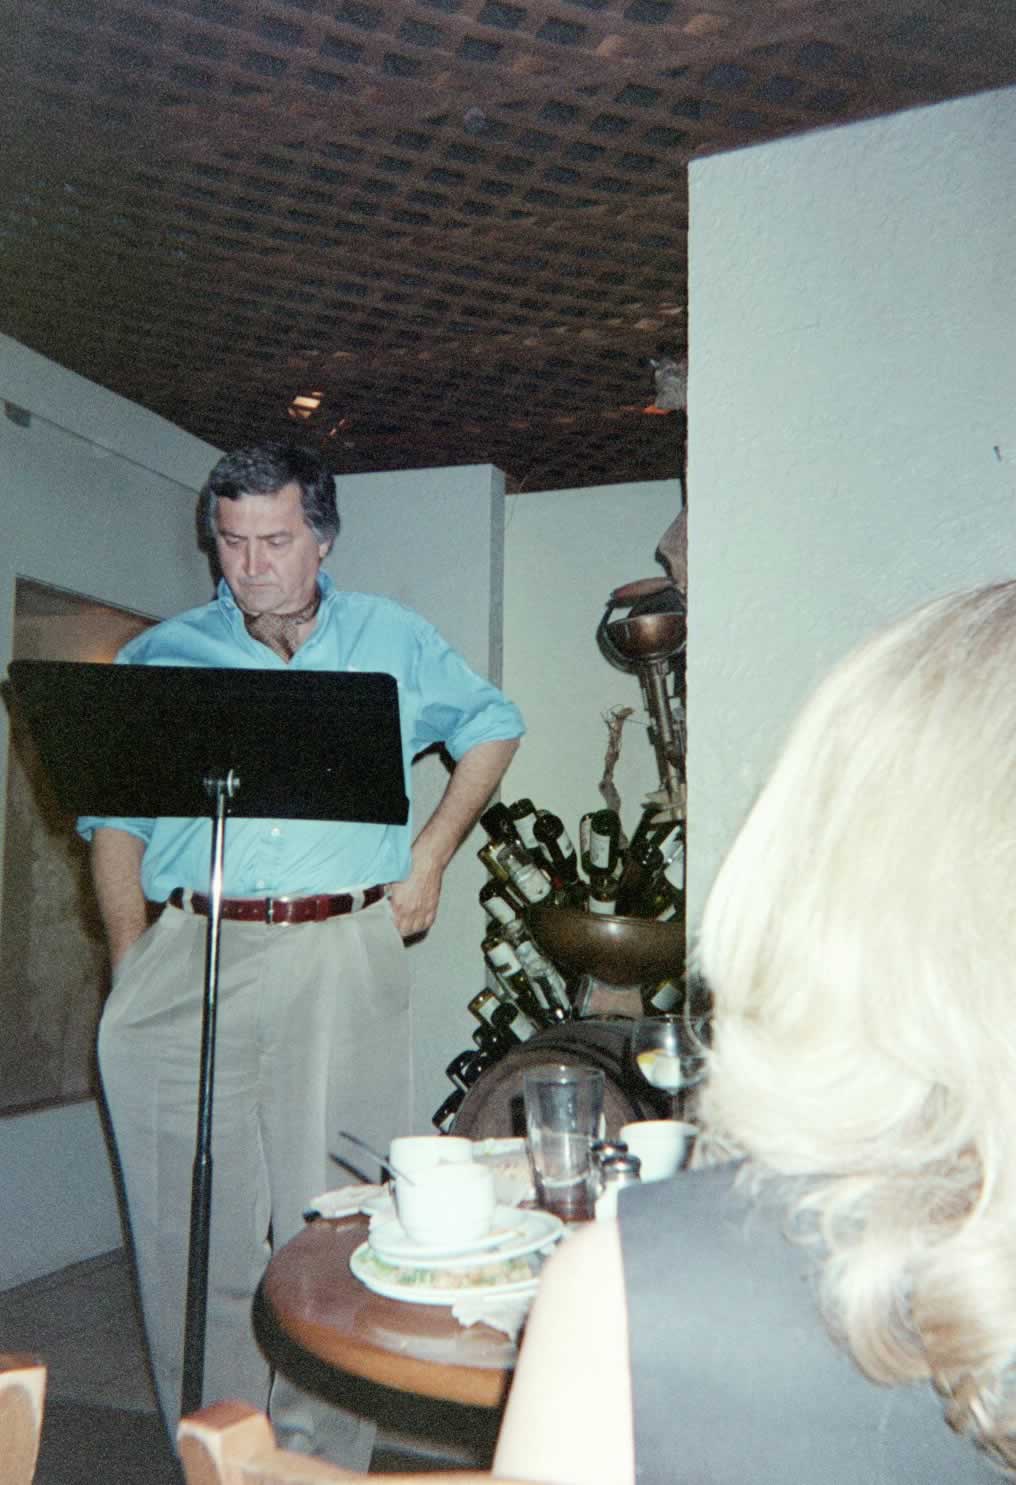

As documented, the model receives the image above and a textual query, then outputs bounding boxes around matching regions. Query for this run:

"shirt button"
[255,880,266,890]
[270,826,281,837]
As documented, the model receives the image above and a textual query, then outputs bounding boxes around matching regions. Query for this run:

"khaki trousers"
[97,897,411,1467]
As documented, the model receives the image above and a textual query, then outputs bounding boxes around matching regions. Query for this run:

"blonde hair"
[696,580,1016,1467]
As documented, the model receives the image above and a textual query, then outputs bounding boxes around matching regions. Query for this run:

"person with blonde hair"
[495,582,1016,1485]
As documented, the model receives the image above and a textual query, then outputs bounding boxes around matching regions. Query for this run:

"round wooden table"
[261,1216,518,1409]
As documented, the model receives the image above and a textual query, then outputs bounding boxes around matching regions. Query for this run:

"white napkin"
[304,1184,392,1220]
[450,1218,577,1339]
[451,1291,535,1341]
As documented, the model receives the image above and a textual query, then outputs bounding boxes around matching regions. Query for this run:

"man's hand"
[387,737,520,941]
[387,844,444,940]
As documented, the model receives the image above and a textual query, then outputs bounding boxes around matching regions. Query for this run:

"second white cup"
[389,1134,473,1180]
[620,1119,695,1182]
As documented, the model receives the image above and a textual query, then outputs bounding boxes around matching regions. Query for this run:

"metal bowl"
[604,611,685,663]
[527,904,685,986]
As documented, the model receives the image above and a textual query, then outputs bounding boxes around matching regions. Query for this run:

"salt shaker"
[590,1140,628,1200]
[592,1139,628,1167]
[595,1152,642,1220]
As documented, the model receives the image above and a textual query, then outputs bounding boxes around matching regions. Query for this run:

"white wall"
[335,470,681,1129]
[323,464,508,1133]
[503,480,682,847]
[687,86,1016,926]
[0,335,218,1287]
[1,1104,125,1287]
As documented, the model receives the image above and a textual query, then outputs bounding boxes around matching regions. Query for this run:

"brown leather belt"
[167,884,385,925]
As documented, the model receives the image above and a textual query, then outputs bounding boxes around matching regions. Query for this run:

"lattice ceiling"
[2,1,1016,491]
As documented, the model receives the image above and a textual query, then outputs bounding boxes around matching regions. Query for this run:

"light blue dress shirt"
[78,574,524,902]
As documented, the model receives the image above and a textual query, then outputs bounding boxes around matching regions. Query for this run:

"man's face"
[214,481,330,616]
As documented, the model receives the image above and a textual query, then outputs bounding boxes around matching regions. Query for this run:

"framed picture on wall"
[0,579,155,1114]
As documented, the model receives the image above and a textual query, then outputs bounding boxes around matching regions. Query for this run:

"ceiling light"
[288,391,323,421]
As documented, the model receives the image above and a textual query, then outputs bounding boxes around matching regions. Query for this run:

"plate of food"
[350,1241,547,1306]
[367,1205,562,1268]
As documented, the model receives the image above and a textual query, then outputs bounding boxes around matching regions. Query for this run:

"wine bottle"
[484,843,555,908]
[579,811,592,873]
[514,936,571,1017]
[509,797,540,853]
[471,1022,514,1057]
[483,934,549,1027]
[482,894,571,1017]
[581,808,622,879]
[479,879,528,930]
[468,986,504,1029]
[587,871,618,916]
[662,830,686,895]
[477,841,514,886]
[614,840,665,917]
[482,887,562,978]
[635,835,685,921]
[496,840,553,906]
[461,1047,496,1085]
[563,877,590,911]
[531,813,586,907]
[432,1086,465,1132]
[480,801,522,846]
[444,1048,480,1092]
[656,818,685,863]
[626,805,660,859]
[491,999,539,1042]
[533,811,580,882]
[490,934,568,1022]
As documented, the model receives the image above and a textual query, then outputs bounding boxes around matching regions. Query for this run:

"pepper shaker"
[595,1151,642,1220]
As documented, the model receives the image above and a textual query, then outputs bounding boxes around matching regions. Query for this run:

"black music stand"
[6,659,408,1418]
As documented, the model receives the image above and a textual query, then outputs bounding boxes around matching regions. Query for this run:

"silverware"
[333,1130,416,1185]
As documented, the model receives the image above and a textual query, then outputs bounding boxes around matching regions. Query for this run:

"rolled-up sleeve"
[410,624,524,761]
[76,814,155,845]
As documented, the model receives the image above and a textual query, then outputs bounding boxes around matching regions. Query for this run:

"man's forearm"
[414,737,520,871]
[91,827,148,970]
[387,737,520,938]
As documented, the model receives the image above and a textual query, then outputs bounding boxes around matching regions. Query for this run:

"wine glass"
[630,1013,706,1120]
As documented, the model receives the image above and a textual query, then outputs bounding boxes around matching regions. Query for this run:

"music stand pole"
[180,768,239,1418]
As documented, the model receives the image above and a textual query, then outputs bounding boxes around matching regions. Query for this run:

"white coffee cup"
[395,1161,496,1247]
[389,1135,473,1180]
[620,1119,695,1183]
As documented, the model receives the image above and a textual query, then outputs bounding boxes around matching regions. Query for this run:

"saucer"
[367,1205,563,1268]
[350,1241,545,1306]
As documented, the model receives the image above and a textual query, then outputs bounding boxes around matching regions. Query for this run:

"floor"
[0,1249,498,1478]
[0,1250,158,1414]
[0,1251,178,1485]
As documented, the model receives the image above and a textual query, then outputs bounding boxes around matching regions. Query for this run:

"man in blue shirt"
[78,441,523,1463]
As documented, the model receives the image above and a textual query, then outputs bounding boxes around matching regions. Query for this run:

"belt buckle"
[265,896,275,926]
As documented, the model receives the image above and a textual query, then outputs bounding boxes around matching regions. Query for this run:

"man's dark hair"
[197,441,339,551]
